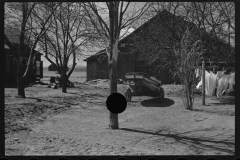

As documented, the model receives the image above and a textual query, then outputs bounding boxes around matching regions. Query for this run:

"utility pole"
[202,60,205,105]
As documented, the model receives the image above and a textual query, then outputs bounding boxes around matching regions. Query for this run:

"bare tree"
[179,2,235,63]
[38,2,96,93]
[83,2,150,129]
[172,27,204,110]
[4,2,59,98]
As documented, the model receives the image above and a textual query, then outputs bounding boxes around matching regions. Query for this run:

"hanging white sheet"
[196,70,210,95]
[217,75,227,97]
[227,73,235,93]
[207,71,217,96]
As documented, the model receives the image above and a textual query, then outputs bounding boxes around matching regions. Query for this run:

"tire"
[159,88,164,103]
[125,88,132,102]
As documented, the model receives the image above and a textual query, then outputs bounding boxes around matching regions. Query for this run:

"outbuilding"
[4,25,43,86]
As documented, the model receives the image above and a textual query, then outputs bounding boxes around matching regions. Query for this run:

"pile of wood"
[82,79,110,85]
[47,76,75,89]
[80,79,126,85]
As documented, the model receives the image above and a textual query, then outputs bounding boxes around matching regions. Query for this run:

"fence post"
[202,60,205,105]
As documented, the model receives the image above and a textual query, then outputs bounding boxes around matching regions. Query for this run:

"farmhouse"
[84,10,234,84]
[4,25,43,86]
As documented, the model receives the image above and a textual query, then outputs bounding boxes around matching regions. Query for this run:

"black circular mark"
[106,93,127,114]
[116,158,127,160]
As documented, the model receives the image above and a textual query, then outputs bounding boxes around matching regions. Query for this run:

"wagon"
[124,72,164,102]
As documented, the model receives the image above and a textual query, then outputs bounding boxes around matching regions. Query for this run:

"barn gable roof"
[83,11,171,61]
[84,9,234,63]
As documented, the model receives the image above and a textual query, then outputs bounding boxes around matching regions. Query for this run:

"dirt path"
[5,84,235,155]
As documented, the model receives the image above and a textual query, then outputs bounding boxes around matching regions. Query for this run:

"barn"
[4,25,43,86]
[84,10,234,84]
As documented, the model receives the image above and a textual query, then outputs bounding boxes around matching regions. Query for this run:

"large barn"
[4,25,43,86]
[84,10,234,84]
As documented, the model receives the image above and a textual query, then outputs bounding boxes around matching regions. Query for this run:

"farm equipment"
[124,72,164,102]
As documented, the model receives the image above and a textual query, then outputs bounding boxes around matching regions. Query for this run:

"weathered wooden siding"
[87,60,98,81]
[86,50,175,84]
[96,60,108,79]
[116,52,135,80]
[156,68,175,84]
[86,51,136,81]
[135,59,175,84]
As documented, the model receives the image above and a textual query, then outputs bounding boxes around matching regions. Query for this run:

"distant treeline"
[43,66,86,72]
[73,67,86,72]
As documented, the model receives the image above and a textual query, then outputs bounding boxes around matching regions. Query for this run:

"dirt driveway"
[5,83,235,155]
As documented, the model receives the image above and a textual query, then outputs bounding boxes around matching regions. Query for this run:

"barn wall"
[135,60,175,84]
[86,60,98,81]
[116,52,135,80]
[157,68,175,84]
[85,51,136,81]
[5,48,42,85]
[96,60,108,79]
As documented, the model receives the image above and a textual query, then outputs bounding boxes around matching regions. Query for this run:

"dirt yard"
[5,82,235,155]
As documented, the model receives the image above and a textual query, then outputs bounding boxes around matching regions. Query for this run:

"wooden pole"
[202,60,205,105]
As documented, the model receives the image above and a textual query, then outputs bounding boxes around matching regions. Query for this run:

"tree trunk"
[185,83,193,110]
[23,39,38,79]
[108,2,120,129]
[109,59,119,129]
[17,5,27,98]
[184,85,189,110]
[62,63,67,93]
[17,60,25,98]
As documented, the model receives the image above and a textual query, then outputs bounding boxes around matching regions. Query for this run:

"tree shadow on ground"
[120,127,234,154]
[141,98,174,107]
[67,92,79,95]
[210,96,235,106]
[27,97,79,106]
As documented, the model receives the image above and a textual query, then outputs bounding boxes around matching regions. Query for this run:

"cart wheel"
[159,88,164,103]
[125,88,132,102]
